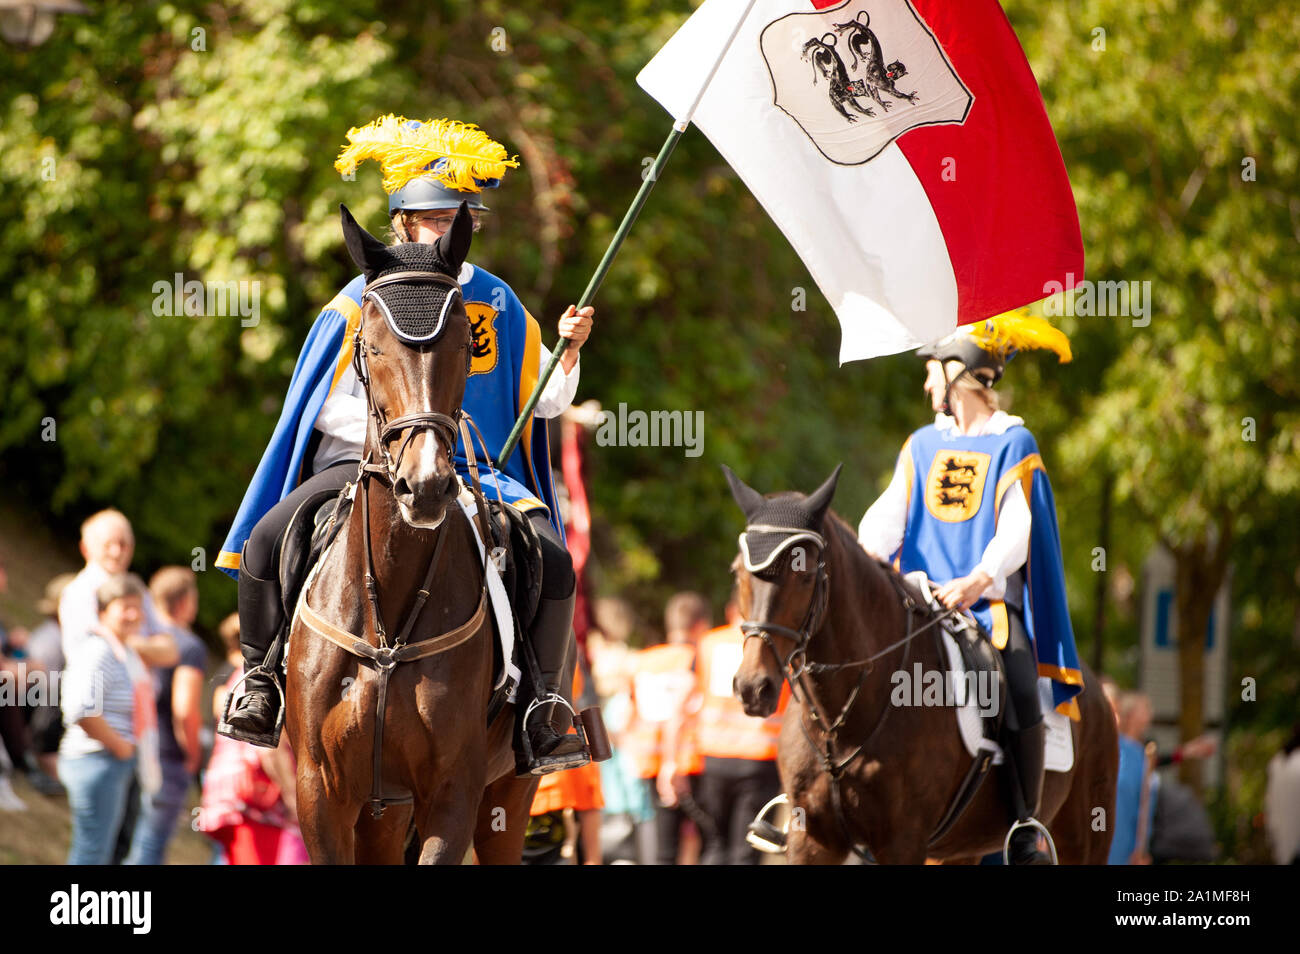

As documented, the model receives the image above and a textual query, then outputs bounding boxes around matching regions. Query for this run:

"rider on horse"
[216,115,594,776]
[857,309,1084,864]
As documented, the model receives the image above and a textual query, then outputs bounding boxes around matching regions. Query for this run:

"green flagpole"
[494,0,760,470]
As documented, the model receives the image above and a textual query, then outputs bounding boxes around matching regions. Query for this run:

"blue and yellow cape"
[894,423,1084,719]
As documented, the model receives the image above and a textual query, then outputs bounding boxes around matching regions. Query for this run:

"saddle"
[897,570,1009,846]
[900,571,1006,744]
[275,474,546,713]
[473,496,544,726]
[487,498,545,640]
[277,483,353,617]
[273,477,545,641]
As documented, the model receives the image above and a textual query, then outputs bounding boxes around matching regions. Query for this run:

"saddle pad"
[457,489,521,700]
[942,632,1075,774]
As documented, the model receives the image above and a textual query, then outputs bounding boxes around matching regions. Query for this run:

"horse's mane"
[758,491,898,592]
[820,506,902,598]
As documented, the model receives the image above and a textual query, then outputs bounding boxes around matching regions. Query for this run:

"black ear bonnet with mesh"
[723,465,842,579]
[363,242,463,346]
[339,201,471,352]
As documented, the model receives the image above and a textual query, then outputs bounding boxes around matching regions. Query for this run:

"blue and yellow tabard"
[895,423,1084,719]
[217,262,562,578]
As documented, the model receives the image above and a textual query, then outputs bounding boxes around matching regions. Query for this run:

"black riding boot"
[217,551,286,749]
[1004,718,1049,864]
[515,589,590,777]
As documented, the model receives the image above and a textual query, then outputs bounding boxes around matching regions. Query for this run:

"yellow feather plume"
[965,308,1072,363]
[333,114,520,195]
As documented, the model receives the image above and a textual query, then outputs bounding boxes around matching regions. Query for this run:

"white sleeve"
[60,642,107,725]
[534,347,580,419]
[58,582,96,661]
[975,480,1032,597]
[858,452,909,561]
[313,366,368,450]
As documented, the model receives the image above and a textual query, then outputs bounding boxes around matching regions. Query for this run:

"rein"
[738,523,964,859]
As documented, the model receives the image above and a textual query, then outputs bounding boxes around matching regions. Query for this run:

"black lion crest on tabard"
[469,313,494,360]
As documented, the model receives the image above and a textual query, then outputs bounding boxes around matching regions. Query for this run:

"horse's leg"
[872,831,929,865]
[296,763,359,865]
[353,803,414,865]
[1052,734,1119,864]
[786,818,849,866]
[473,774,540,865]
[415,775,484,865]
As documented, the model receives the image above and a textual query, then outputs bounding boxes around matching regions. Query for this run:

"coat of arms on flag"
[638,0,1084,361]
[760,1,973,165]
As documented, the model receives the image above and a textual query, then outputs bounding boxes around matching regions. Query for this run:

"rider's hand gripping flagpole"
[493,0,761,470]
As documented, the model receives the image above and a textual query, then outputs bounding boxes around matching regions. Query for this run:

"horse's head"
[724,463,842,718]
[340,203,475,529]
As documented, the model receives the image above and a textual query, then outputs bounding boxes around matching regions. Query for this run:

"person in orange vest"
[691,597,789,864]
[624,592,711,865]
[526,657,605,865]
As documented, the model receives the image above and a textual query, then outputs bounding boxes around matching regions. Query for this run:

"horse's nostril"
[393,477,412,498]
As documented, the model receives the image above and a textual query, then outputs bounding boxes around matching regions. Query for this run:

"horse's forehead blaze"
[739,631,774,672]
[734,560,753,608]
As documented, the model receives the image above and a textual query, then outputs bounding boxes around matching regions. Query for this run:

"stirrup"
[217,665,286,748]
[746,793,791,854]
[1002,817,1058,865]
[519,693,590,776]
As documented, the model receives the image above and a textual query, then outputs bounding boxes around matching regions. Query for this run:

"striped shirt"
[59,634,135,759]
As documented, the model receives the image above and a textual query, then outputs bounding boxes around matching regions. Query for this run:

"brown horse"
[284,204,537,864]
[725,465,1117,865]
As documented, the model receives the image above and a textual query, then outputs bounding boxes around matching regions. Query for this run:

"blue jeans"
[58,750,137,865]
[124,758,191,865]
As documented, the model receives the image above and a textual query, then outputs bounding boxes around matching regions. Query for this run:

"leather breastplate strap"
[297,588,486,665]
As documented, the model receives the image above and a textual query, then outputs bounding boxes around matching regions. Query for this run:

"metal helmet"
[916,332,1005,386]
[388,164,496,214]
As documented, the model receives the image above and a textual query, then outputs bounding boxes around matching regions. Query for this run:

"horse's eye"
[370,343,383,355]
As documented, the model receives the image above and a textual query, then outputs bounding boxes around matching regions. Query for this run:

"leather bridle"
[352,269,465,479]
[738,525,830,686]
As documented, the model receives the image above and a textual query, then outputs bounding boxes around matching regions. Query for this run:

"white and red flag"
[638,0,1084,361]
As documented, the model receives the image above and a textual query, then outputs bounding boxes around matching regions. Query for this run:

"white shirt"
[857,411,1031,600]
[58,563,163,660]
[311,265,581,473]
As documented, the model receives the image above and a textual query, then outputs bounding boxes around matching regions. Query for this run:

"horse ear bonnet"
[738,495,829,575]
[364,242,463,343]
[726,465,841,577]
